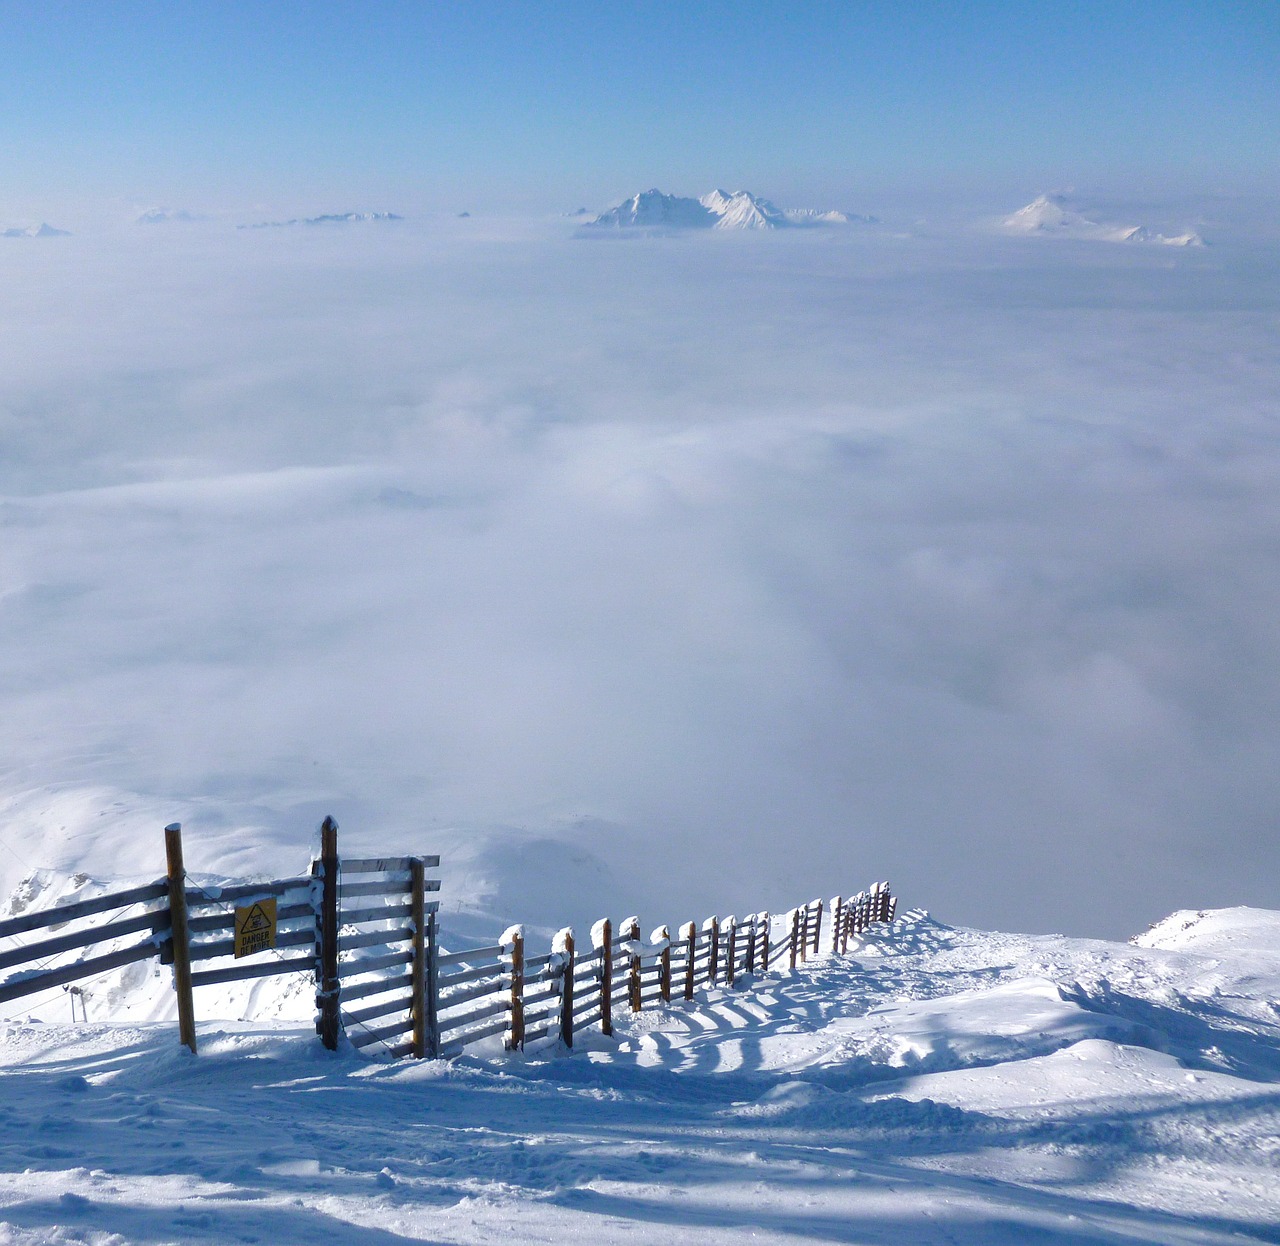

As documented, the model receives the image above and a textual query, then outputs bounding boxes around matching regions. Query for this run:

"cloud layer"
[1,218,1277,938]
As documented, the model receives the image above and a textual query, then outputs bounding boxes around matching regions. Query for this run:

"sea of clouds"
[1,211,1277,938]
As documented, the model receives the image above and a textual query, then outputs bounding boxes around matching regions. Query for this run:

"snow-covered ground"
[3,905,1278,1244]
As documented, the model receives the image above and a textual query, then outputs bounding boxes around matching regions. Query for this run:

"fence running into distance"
[0,818,896,1059]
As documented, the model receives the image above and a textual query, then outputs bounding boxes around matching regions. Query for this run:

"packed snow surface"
[3,906,1278,1243]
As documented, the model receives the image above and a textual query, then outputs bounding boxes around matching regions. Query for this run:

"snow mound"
[1001,193,1204,246]
[1133,905,1280,958]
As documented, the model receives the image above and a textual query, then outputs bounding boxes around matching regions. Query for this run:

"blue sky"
[3,2,1278,212]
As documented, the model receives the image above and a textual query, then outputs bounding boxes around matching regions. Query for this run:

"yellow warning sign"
[234,897,277,959]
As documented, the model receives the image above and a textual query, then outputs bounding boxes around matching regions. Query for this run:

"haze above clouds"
[2,210,1277,938]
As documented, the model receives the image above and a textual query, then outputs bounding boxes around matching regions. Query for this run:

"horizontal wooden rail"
[0,882,167,941]
[339,926,413,952]
[439,977,505,1010]
[438,962,504,989]
[190,926,315,962]
[438,995,510,1034]
[350,1018,413,1049]
[338,879,412,899]
[186,878,311,907]
[340,971,413,1004]
[187,901,312,935]
[340,948,413,978]
[0,939,160,1004]
[191,952,314,988]
[437,945,503,967]
[343,855,439,874]
[0,908,165,973]
[340,902,414,926]
[344,994,412,1027]
[442,1014,509,1048]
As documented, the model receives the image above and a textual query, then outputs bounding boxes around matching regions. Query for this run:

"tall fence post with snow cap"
[164,823,197,1055]
[595,918,613,1036]
[682,922,696,1000]
[724,916,737,988]
[812,900,823,958]
[626,917,642,1013]
[706,916,719,986]
[315,816,341,1052]
[759,911,770,973]
[656,925,671,1003]
[744,913,757,977]
[425,908,440,1058]
[788,908,800,970]
[505,925,524,1051]
[555,928,574,1049]
[830,897,843,955]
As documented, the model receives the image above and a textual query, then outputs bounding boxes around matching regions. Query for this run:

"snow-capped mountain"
[1001,193,1204,246]
[2,222,71,238]
[588,189,716,230]
[587,188,866,231]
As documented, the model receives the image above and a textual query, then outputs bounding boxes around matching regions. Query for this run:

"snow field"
[2,906,1278,1243]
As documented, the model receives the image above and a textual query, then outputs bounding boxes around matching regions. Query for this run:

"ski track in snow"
[2,908,1279,1244]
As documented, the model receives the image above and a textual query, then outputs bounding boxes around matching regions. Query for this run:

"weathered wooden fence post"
[556,928,575,1049]
[724,916,737,988]
[706,916,719,985]
[743,913,757,978]
[314,816,342,1051]
[425,908,440,1058]
[888,894,898,922]
[626,917,642,1013]
[830,897,843,955]
[596,918,613,1036]
[880,883,892,923]
[682,921,696,999]
[759,911,771,973]
[812,899,823,958]
[164,823,197,1055]
[410,856,428,1059]
[505,925,525,1051]
[788,908,800,970]
[656,925,671,1003]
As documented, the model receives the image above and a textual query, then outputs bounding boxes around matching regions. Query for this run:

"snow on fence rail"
[0,817,896,1060]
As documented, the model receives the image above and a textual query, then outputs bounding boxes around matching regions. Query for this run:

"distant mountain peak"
[585,188,867,232]
[237,211,403,231]
[1002,193,1205,247]
[136,208,202,225]
[3,222,71,238]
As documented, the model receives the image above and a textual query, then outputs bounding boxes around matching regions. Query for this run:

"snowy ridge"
[237,211,403,230]
[2,905,1279,1242]
[135,208,203,225]
[1001,193,1205,246]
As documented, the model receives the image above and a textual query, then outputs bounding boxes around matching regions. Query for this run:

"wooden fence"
[1,818,896,1060]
